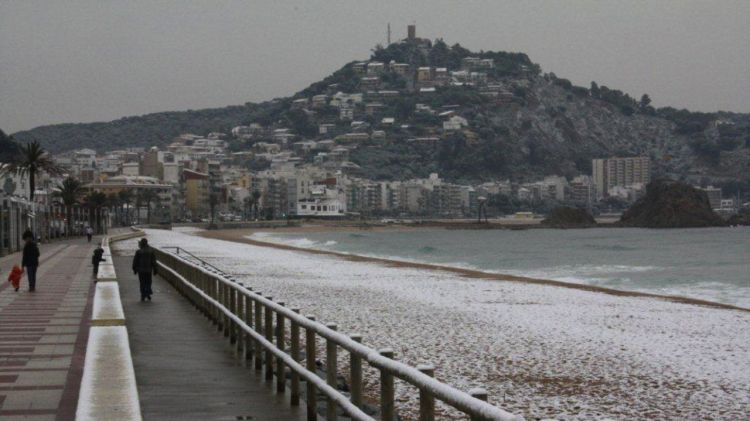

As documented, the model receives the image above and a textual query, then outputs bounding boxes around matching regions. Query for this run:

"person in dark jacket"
[92,246,105,278]
[21,234,40,292]
[132,238,156,301]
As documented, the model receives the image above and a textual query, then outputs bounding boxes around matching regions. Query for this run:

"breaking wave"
[248,233,336,249]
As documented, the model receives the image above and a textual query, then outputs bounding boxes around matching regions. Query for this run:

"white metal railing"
[154,246,524,421]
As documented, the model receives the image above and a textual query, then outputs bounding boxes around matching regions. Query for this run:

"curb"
[75,232,144,421]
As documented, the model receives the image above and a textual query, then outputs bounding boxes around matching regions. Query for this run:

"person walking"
[22,232,40,292]
[7,265,24,292]
[92,245,105,278]
[85,226,94,243]
[131,238,156,301]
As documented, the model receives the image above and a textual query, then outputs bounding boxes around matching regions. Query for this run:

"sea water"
[252,226,750,308]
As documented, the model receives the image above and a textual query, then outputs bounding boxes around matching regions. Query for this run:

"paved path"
[0,237,97,421]
[114,250,305,421]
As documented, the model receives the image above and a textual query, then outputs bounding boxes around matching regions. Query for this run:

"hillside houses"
[21,25,676,225]
[461,57,495,70]
[443,115,469,131]
[36,121,658,224]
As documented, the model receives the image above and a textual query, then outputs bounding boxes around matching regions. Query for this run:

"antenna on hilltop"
[387,22,391,45]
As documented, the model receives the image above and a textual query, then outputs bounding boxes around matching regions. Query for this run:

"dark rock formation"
[542,206,596,228]
[619,180,726,228]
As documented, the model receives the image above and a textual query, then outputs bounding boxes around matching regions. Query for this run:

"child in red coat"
[8,265,24,292]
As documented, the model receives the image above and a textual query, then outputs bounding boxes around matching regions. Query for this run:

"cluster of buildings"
[6,139,742,236]
[696,185,742,217]
[350,56,520,100]
[40,134,665,223]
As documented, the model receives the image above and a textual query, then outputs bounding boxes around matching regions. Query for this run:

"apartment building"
[183,169,209,218]
[297,186,346,217]
[592,156,651,198]
[569,175,596,205]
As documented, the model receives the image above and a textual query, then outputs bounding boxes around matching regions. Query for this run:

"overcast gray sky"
[1,0,749,133]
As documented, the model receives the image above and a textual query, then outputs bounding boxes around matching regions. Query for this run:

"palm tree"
[245,195,258,220]
[243,196,254,220]
[227,196,236,216]
[55,177,83,235]
[137,189,158,224]
[477,196,488,224]
[118,190,133,225]
[209,193,218,226]
[251,190,261,220]
[84,191,107,232]
[105,193,121,226]
[1,140,64,201]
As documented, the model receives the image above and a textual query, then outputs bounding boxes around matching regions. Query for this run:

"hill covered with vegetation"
[11,39,750,190]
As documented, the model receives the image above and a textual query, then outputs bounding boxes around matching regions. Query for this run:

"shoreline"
[198,227,749,313]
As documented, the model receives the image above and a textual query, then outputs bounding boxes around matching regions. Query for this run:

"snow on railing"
[154,246,524,421]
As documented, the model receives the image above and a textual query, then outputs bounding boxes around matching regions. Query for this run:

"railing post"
[216,280,224,332]
[325,323,338,421]
[276,301,286,393]
[233,284,240,352]
[379,348,395,421]
[305,315,317,421]
[207,275,214,319]
[418,364,435,421]
[200,271,208,317]
[204,273,211,318]
[237,289,245,361]
[244,289,253,362]
[290,308,301,406]
[254,293,263,371]
[349,334,363,408]
[264,296,274,381]
[213,277,220,327]
[469,388,488,421]
[220,276,227,337]
[206,274,214,324]
[225,276,234,343]
[229,282,237,345]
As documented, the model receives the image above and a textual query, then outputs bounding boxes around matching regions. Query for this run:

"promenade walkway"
[113,248,305,421]
[0,237,95,420]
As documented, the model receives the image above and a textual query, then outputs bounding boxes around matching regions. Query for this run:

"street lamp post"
[477,196,487,224]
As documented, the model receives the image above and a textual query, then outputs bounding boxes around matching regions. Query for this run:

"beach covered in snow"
[116,228,750,420]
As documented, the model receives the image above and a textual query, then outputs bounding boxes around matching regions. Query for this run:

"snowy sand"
[117,228,750,420]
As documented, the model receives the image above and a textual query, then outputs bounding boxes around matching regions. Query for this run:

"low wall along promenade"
[76,230,144,421]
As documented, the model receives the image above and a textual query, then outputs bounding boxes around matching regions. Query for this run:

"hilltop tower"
[407,24,416,40]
